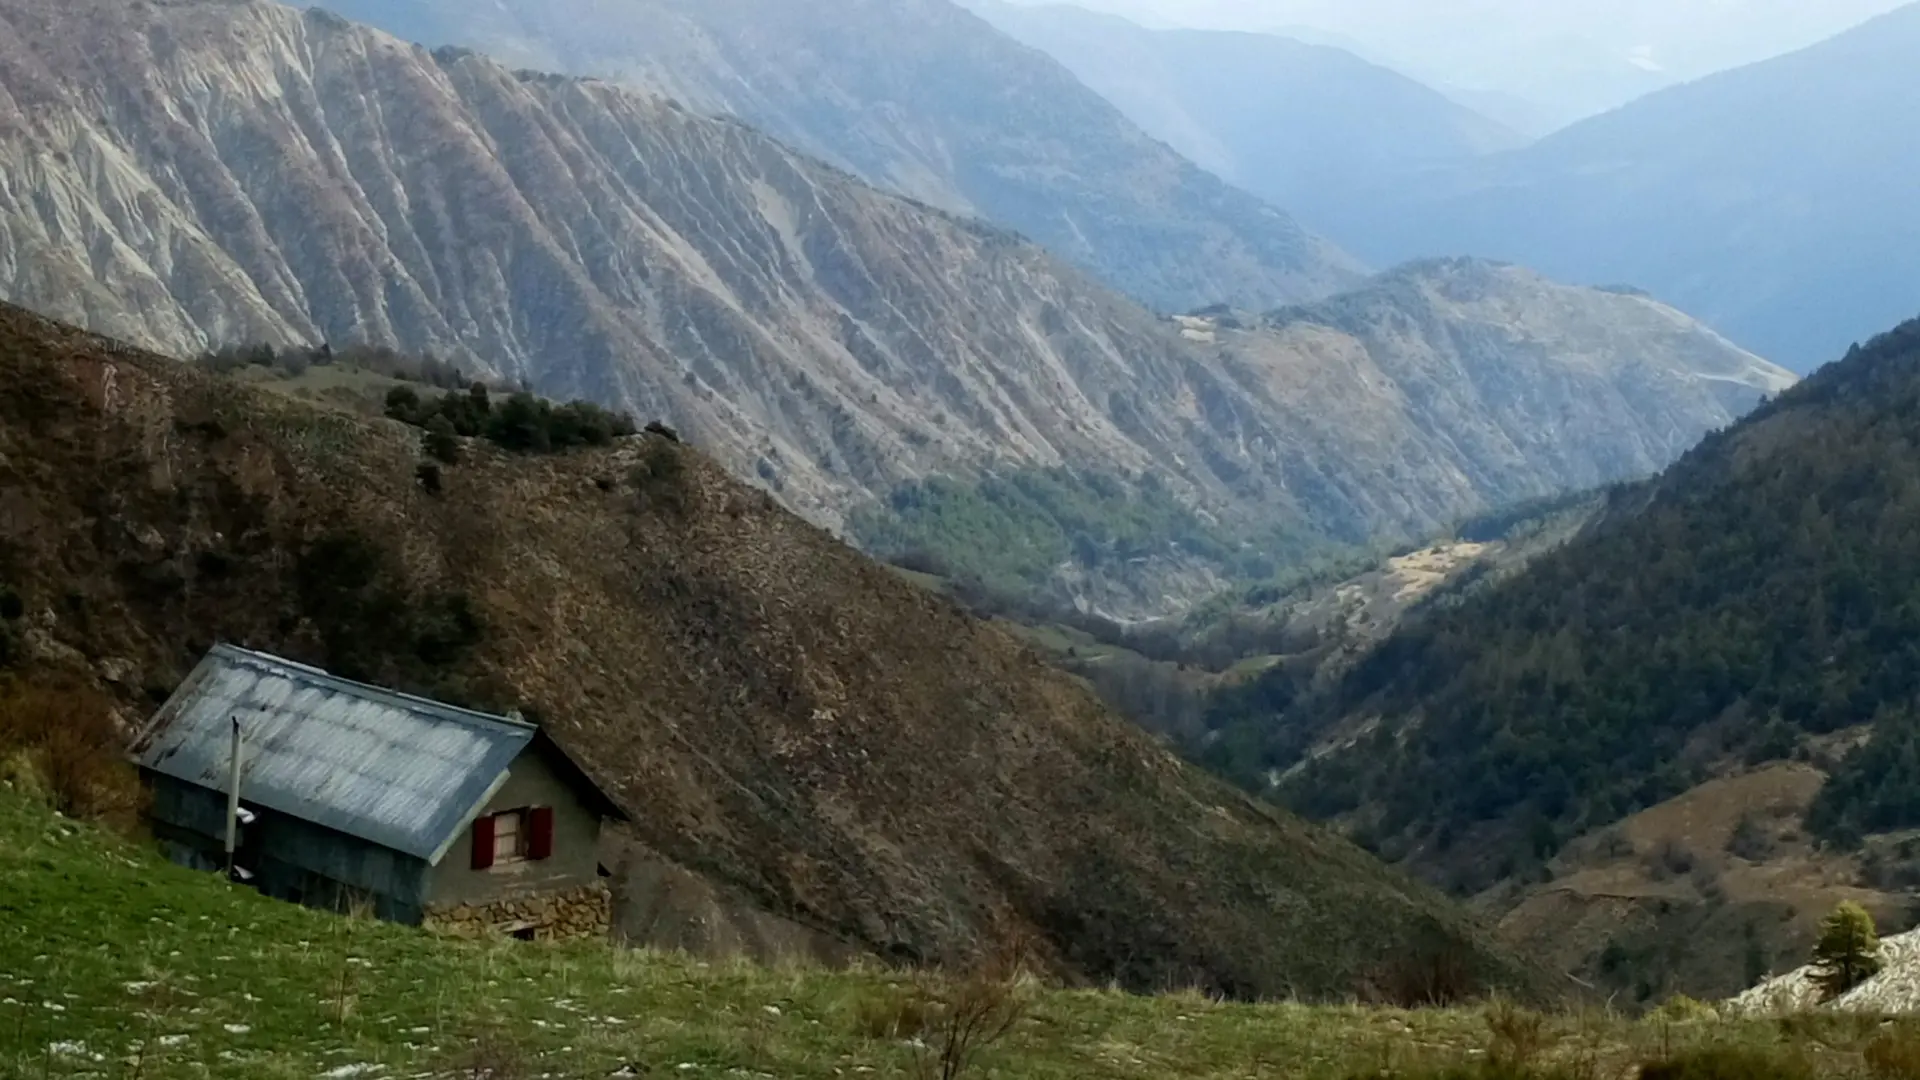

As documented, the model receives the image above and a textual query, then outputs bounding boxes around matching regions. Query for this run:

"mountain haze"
[319,0,1364,314]
[964,0,1527,237]
[1328,3,1920,371]
[1011,0,1910,131]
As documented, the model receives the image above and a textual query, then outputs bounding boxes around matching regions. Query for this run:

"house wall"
[145,772,432,922]
[423,745,603,908]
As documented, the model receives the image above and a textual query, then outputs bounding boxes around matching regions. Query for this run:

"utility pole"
[225,716,243,879]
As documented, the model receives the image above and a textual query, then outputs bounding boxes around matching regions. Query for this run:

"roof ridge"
[210,643,537,734]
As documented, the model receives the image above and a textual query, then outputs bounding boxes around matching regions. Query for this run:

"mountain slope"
[1233,260,1795,515]
[0,0,1343,539]
[0,300,1545,1001]
[962,1,1527,236]
[317,0,1365,314]
[1260,312,1920,899]
[842,259,1793,610]
[0,0,1793,614]
[1329,3,1920,371]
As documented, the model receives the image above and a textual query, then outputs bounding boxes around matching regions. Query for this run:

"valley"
[1,0,1917,1064]
[0,0,1791,617]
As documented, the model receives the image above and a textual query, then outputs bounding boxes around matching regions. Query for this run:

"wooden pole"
[225,716,243,877]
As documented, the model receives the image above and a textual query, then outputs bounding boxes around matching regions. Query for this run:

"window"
[470,807,555,870]
[492,810,527,864]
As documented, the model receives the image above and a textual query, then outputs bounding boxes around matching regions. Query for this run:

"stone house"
[133,644,629,940]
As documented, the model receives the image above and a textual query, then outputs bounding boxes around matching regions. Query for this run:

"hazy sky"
[1005,0,1912,130]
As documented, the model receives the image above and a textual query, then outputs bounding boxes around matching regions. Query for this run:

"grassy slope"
[0,791,1901,1080]
[0,792,1457,1078]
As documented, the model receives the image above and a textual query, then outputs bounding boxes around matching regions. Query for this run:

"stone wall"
[425,881,611,941]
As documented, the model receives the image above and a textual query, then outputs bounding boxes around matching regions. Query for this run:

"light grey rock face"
[0,0,1794,579]
[317,0,1368,314]
[1231,258,1800,526]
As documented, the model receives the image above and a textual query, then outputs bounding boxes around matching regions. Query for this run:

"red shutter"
[471,813,496,870]
[528,807,555,861]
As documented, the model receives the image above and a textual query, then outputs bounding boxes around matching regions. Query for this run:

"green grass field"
[0,789,1911,1079]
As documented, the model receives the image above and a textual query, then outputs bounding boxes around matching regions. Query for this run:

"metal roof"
[134,645,542,864]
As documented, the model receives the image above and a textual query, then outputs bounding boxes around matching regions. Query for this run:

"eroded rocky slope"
[0,0,1794,595]
[319,0,1366,313]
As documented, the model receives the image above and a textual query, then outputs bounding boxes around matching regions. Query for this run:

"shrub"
[1866,1025,1920,1079]
[1361,940,1486,1008]
[631,439,689,514]
[1645,839,1697,882]
[424,414,461,465]
[1812,900,1883,998]
[852,987,935,1041]
[909,934,1033,1080]
[0,680,141,822]
[1727,812,1776,861]
[386,385,423,424]
[0,587,22,621]
[1636,1045,1815,1080]
[1485,998,1550,1069]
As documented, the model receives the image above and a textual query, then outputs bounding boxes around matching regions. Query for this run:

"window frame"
[490,808,529,865]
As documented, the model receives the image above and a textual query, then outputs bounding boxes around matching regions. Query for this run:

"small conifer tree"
[1812,900,1882,998]
[424,414,461,465]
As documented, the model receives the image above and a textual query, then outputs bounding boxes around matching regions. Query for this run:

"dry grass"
[1866,1026,1920,1079]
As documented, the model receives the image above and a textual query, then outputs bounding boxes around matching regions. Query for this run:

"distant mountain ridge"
[1324,2,1920,371]
[963,0,1528,237]
[0,0,1794,615]
[319,0,1366,314]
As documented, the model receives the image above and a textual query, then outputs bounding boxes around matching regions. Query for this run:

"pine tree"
[423,414,461,465]
[1812,900,1882,999]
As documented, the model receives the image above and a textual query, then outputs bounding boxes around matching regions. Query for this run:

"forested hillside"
[1268,315,1920,886]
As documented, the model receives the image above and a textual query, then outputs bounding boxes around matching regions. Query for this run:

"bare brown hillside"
[0,303,1546,1001]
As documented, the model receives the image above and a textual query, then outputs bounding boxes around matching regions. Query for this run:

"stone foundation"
[425,882,612,941]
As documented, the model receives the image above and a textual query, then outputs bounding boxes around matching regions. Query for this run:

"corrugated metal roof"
[133,645,536,864]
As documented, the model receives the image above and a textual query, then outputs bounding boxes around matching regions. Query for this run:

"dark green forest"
[1216,317,1920,884]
